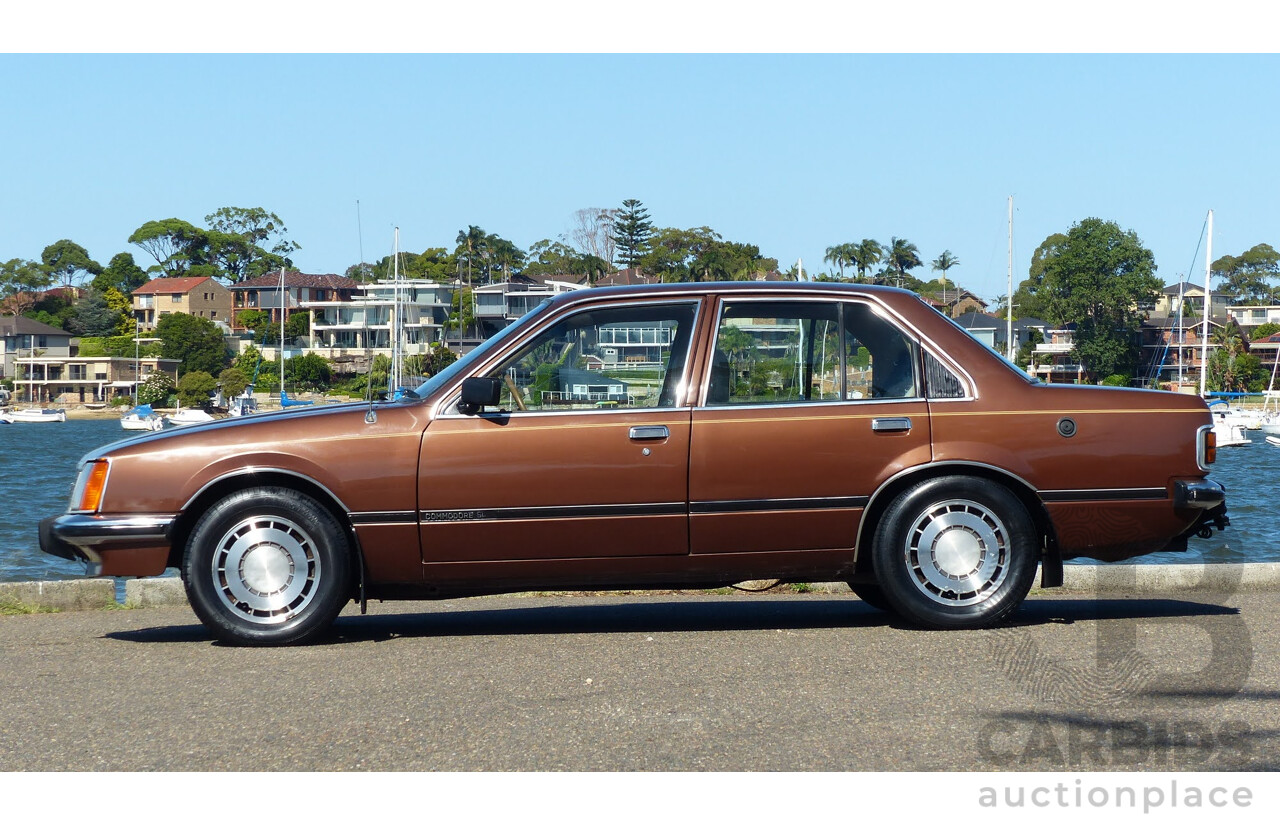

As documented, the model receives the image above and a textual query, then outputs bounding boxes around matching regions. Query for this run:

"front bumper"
[40,513,176,577]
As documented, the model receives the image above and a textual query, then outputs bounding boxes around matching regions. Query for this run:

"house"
[1027,327,1093,384]
[1226,304,1280,338]
[1155,282,1232,319]
[132,277,232,330]
[593,267,661,287]
[229,271,360,333]
[951,311,1046,354]
[0,315,73,383]
[10,353,180,405]
[925,289,988,318]
[472,279,582,336]
[303,278,454,363]
[1138,313,1225,389]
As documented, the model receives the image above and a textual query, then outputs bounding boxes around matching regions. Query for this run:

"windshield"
[404,299,553,401]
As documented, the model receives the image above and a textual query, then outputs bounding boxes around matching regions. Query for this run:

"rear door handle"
[871,417,912,433]
[629,425,670,441]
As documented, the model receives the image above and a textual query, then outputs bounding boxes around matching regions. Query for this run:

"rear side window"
[708,300,920,404]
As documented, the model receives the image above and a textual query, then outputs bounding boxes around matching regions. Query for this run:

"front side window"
[708,300,919,405]
[482,302,698,412]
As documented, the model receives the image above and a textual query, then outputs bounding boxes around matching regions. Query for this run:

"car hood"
[82,400,395,463]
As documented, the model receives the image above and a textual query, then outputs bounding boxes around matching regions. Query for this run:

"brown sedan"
[40,283,1228,644]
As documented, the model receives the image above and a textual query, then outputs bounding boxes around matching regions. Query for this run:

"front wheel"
[182,487,353,645]
[871,477,1038,629]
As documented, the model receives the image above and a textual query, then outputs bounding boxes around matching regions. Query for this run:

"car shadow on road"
[102,593,1244,646]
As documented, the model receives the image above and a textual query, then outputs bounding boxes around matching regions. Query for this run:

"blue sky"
[3,50,1278,305]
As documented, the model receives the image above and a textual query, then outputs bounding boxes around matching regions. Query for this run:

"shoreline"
[4,562,1280,613]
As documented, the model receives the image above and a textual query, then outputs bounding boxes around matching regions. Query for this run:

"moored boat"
[1,408,67,424]
[121,404,165,431]
[166,408,216,427]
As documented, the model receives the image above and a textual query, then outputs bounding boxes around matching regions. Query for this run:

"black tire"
[871,477,1037,629]
[848,583,893,612]
[182,487,353,646]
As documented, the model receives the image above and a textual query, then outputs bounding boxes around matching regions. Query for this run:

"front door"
[418,299,702,562]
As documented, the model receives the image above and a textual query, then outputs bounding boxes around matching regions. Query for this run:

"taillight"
[72,460,110,512]
[1198,425,1216,470]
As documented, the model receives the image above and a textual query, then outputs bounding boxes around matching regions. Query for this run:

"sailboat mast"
[1199,210,1213,397]
[390,227,401,396]
[279,266,286,394]
[1006,195,1014,361]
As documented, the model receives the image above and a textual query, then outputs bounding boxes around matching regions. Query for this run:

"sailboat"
[1200,210,1249,447]
[1259,343,1280,435]
[276,266,314,409]
[121,318,165,430]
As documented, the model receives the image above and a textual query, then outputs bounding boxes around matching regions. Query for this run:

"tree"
[485,234,525,280]
[284,352,332,391]
[639,226,721,282]
[1033,218,1161,378]
[156,313,230,375]
[93,252,149,294]
[204,207,300,281]
[136,370,175,406]
[128,218,209,276]
[824,243,856,280]
[569,207,617,268]
[1212,243,1280,305]
[455,225,487,285]
[850,239,884,283]
[931,250,960,302]
[1251,322,1280,341]
[286,310,311,342]
[101,287,136,335]
[884,237,923,287]
[0,258,52,315]
[613,199,653,269]
[41,239,102,288]
[177,371,218,407]
[218,367,249,398]
[67,289,125,337]
[1206,322,1264,392]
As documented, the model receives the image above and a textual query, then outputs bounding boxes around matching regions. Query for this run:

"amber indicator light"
[79,461,109,512]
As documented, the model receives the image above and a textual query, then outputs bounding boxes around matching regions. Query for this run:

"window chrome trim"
[699,293,975,407]
[432,297,704,420]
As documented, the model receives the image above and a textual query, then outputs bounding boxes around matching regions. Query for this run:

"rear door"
[689,297,933,554]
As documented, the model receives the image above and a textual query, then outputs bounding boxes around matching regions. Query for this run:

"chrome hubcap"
[904,499,1009,606]
[211,516,321,625]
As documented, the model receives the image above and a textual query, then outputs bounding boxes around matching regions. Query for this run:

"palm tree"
[824,244,854,280]
[455,225,487,286]
[850,239,883,283]
[886,237,922,287]
[931,250,960,307]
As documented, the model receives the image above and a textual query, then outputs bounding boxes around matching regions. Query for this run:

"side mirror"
[458,376,502,415]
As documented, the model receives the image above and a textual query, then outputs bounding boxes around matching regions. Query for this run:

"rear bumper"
[1173,478,1227,511]
[40,513,176,577]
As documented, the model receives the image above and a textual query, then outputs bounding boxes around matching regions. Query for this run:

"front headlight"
[69,460,110,513]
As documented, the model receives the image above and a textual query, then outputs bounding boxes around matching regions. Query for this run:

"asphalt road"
[2,590,1277,771]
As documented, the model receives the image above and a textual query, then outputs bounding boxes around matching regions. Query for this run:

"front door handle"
[871,417,912,433]
[629,425,670,441]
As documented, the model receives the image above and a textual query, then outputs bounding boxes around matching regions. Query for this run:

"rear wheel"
[872,477,1037,629]
[182,487,352,646]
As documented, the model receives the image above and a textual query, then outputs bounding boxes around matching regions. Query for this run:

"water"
[0,419,1273,585]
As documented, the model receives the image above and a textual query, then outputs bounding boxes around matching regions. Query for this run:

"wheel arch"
[854,461,1061,583]
[167,469,367,598]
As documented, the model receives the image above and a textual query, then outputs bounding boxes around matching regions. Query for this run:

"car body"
[40,282,1229,644]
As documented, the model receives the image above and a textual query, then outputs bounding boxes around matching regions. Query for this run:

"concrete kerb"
[3,563,1280,613]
